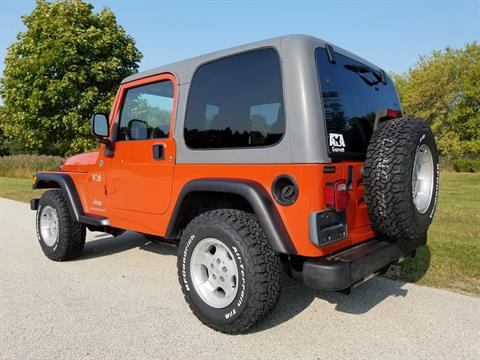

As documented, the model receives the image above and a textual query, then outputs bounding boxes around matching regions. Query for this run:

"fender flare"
[32,172,110,227]
[166,179,297,254]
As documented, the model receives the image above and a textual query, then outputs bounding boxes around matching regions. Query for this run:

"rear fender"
[166,179,297,254]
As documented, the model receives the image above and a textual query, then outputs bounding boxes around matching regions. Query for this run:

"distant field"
[0,155,63,178]
[1,172,479,295]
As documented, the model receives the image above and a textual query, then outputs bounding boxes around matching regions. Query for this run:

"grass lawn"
[0,176,46,203]
[1,172,479,295]
[403,172,480,295]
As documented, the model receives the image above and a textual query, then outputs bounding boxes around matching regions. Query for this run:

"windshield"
[316,47,401,158]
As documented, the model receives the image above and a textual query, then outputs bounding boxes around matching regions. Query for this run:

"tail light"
[386,109,400,119]
[325,180,349,212]
[375,108,402,125]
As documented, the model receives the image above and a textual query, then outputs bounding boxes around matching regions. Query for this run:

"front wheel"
[36,189,86,261]
[177,209,281,334]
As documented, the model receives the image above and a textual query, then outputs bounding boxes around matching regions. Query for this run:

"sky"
[0,0,479,77]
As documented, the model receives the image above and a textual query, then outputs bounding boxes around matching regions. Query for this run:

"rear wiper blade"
[344,64,386,86]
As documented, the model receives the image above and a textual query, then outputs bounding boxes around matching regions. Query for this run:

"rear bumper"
[293,236,425,291]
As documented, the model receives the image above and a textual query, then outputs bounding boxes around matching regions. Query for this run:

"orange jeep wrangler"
[31,35,439,334]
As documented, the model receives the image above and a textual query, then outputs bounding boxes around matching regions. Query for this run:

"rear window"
[184,48,285,149]
[316,47,401,158]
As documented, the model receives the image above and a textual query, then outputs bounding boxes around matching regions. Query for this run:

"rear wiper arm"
[344,64,386,86]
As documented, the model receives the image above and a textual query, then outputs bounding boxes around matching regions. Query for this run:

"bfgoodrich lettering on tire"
[177,209,281,334]
[36,189,86,261]
[364,117,439,242]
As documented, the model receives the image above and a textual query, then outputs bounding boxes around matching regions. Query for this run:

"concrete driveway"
[1,197,479,359]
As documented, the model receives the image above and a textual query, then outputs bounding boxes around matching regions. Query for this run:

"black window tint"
[316,48,401,157]
[184,48,285,149]
[118,81,174,141]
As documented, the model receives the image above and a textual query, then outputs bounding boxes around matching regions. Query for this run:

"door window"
[118,80,174,141]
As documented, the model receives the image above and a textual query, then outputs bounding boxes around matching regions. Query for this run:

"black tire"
[364,117,439,242]
[36,189,86,261]
[177,209,281,334]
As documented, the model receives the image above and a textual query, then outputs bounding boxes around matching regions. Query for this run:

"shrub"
[452,159,480,173]
[0,154,63,178]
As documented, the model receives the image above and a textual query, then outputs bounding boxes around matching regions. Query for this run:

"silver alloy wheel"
[190,237,239,309]
[39,205,59,247]
[412,144,435,214]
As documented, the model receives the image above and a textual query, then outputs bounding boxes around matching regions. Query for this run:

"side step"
[293,236,425,291]
[78,214,110,227]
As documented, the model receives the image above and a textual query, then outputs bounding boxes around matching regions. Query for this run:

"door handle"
[153,144,165,160]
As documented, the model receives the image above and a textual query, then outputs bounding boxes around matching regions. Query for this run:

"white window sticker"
[329,133,346,152]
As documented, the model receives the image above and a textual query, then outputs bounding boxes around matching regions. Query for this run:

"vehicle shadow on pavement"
[79,232,177,260]
[78,231,418,334]
[250,274,409,333]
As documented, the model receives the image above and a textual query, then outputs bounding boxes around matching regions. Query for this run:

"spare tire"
[364,117,439,242]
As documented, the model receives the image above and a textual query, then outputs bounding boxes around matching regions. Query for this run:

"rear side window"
[316,48,401,157]
[184,48,285,149]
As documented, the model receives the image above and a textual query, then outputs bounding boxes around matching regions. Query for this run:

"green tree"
[0,0,142,155]
[393,42,480,156]
[0,107,9,156]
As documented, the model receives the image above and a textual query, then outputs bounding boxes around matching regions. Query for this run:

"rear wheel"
[364,117,439,241]
[36,189,86,261]
[177,209,281,334]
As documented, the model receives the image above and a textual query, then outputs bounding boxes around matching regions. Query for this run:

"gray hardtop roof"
[121,34,384,85]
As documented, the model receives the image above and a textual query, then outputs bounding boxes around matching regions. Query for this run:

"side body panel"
[65,162,373,257]
[169,163,374,257]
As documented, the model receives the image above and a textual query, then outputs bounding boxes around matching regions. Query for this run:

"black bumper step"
[294,236,425,291]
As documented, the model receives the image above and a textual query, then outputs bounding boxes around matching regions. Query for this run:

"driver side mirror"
[90,113,114,157]
[91,113,109,140]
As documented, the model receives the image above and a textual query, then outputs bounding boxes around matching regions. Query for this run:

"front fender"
[32,172,109,227]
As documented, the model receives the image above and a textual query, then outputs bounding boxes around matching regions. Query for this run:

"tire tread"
[364,117,437,241]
